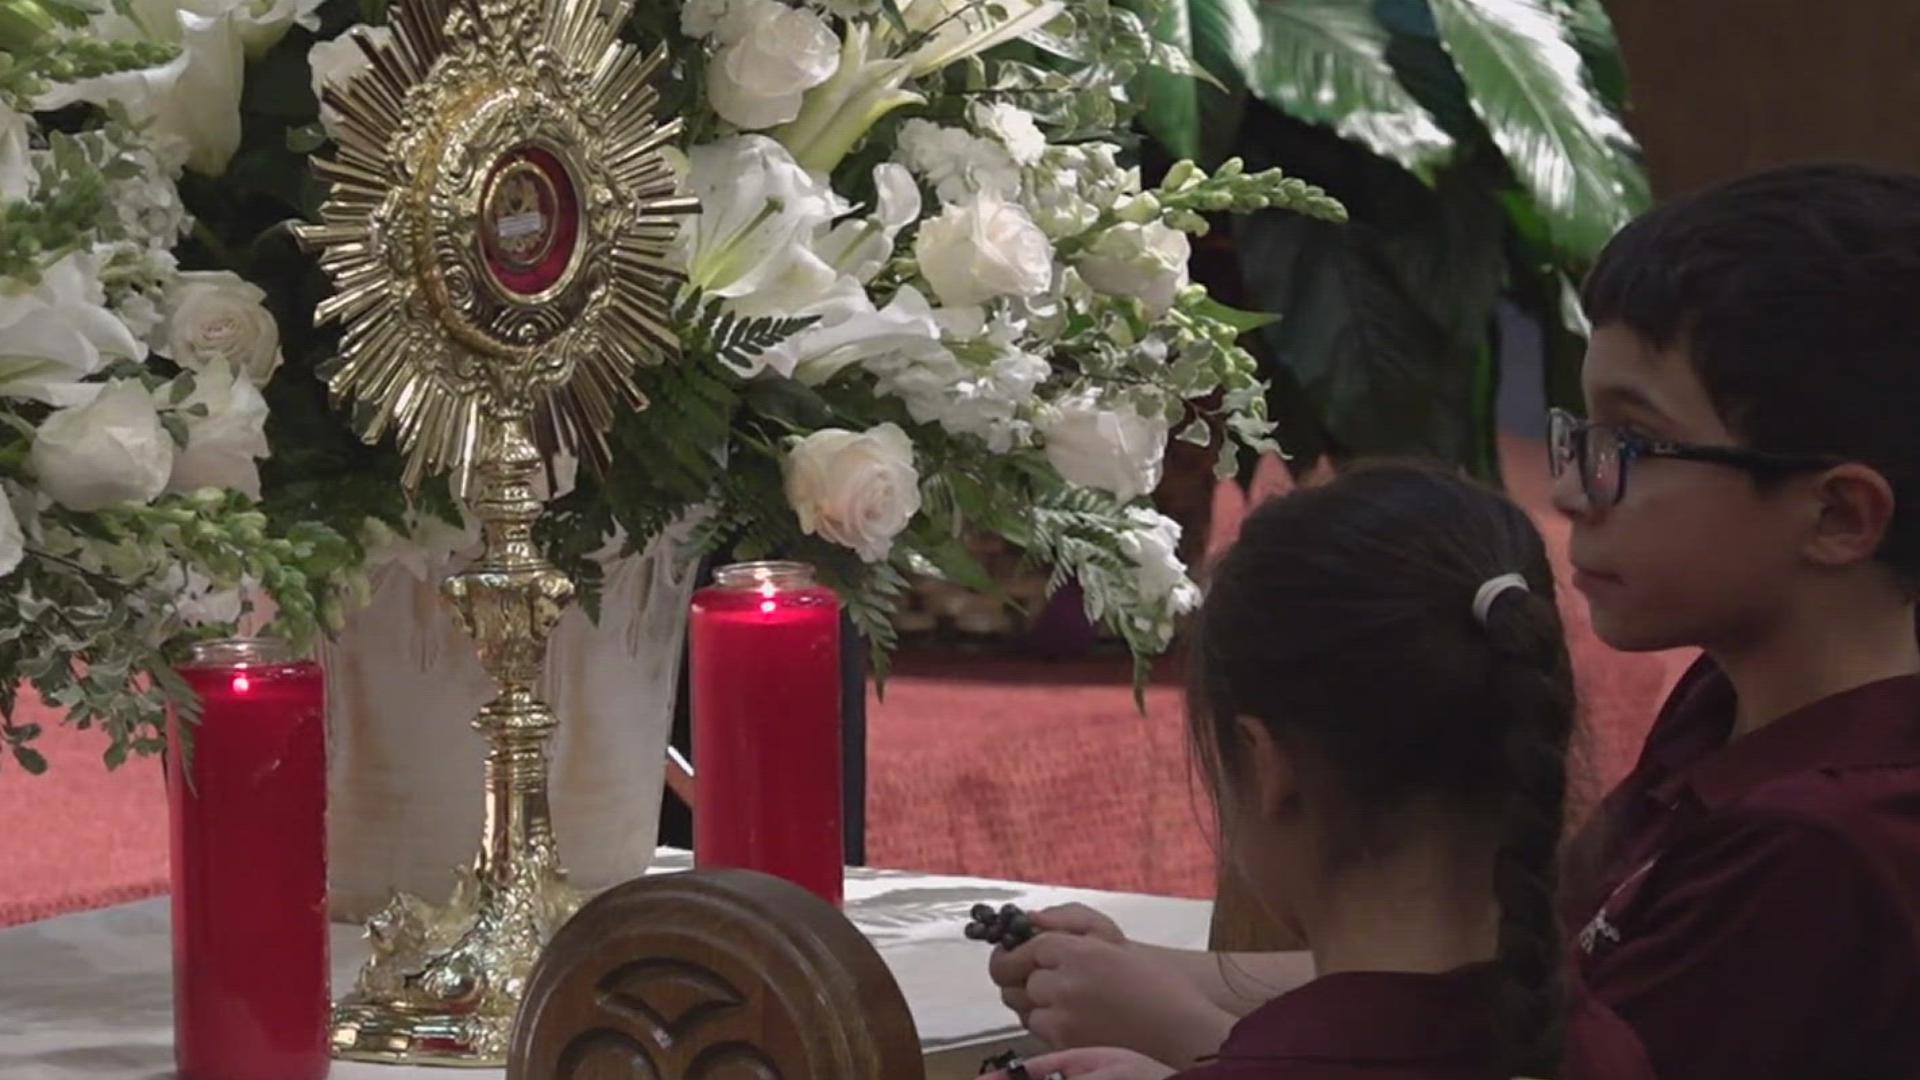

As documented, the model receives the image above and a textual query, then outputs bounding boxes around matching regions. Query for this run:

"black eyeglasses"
[1547,408,1844,508]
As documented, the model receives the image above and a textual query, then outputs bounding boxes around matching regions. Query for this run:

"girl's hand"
[1029,903,1128,945]
[989,904,1127,1015]
[988,932,1235,1067]
[982,1047,1177,1080]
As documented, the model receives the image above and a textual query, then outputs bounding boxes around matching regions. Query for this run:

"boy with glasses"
[1548,162,1920,1079]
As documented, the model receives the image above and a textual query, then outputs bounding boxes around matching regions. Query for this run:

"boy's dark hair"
[1582,161,1920,581]
[1190,463,1575,1078]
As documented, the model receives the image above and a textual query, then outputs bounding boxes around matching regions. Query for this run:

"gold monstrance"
[296,0,693,1062]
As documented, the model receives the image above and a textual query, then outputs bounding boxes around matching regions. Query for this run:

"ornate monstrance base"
[296,0,692,1059]
[329,422,583,1065]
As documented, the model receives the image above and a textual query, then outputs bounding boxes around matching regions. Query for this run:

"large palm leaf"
[1427,0,1647,259]
[1136,0,1262,162]
[1248,0,1454,179]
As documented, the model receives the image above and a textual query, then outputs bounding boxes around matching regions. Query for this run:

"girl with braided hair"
[986,464,1650,1080]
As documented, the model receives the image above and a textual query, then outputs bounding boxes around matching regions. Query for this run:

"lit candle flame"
[232,674,252,694]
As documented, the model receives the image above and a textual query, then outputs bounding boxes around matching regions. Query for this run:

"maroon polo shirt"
[1560,659,1920,1079]
[1174,965,1653,1080]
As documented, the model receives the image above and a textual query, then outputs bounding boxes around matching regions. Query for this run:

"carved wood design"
[507,869,926,1080]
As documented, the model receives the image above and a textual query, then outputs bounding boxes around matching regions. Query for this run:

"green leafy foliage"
[0,131,110,281]
[1205,0,1647,475]
[1250,0,1455,178]
[1426,0,1646,259]
[1131,0,1260,164]
[0,492,355,773]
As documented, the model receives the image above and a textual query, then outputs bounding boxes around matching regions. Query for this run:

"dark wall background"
[1605,0,1920,198]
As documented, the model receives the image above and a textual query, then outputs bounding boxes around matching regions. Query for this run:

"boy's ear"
[1234,716,1298,820]
[1804,464,1897,569]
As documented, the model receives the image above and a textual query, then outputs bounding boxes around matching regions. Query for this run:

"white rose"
[1119,507,1200,614]
[162,270,282,385]
[1041,392,1168,502]
[707,0,840,130]
[783,423,923,562]
[308,27,392,139]
[1075,221,1192,316]
[0,484,22,579]
[1,102,31,202]
[31,382,174,511]
[0,251,143,406]
[913,192,1053,309]
[165,361,270,497]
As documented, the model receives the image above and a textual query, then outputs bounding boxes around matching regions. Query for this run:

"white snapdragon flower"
[1075,221,1192,316]
[971,101,1047,166]
[1022,143,1138,239]
[1119,507,1201,614]
[895,119,1019,204]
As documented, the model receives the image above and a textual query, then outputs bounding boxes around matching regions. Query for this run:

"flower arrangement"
[0,0,350,773]
[296,0,1343,679]
[4,0,1348,774]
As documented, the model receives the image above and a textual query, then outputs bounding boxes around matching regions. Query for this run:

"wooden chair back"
[508,869,925,1080]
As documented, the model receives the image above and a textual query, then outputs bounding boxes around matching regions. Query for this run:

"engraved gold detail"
[294,0,694,1063]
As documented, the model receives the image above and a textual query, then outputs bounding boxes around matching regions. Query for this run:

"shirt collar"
[1648,663,1920,811]
[1215,965,1496,1064]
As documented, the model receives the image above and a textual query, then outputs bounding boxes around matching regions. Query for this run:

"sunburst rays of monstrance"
[295,0,695,1061]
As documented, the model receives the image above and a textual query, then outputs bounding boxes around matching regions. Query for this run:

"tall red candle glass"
[690,560,844,904]
[169,637,329,1080]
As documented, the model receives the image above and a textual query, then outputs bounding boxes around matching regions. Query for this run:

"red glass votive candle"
[169,638,329,1080]
[690,560,844,904]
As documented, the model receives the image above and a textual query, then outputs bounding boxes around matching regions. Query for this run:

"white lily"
[898,0,1066,77]
[786,283,944,386]
[815,162,922,283]
[680,135,846,298]
[774,0,1065,174]
[0,252,143,406]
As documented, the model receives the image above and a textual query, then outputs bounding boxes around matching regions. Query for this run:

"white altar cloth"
[0,849,1212,1079]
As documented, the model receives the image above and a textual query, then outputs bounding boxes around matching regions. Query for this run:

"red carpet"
[0,437,1692,926]
[0,689,171,926]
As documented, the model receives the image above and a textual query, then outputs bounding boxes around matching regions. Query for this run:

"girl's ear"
[1234,716,1298,821]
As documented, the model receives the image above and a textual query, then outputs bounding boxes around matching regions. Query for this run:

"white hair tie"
[1472,573,1530,626]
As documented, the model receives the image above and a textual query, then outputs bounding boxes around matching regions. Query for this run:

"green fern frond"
[674,289,820,375]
